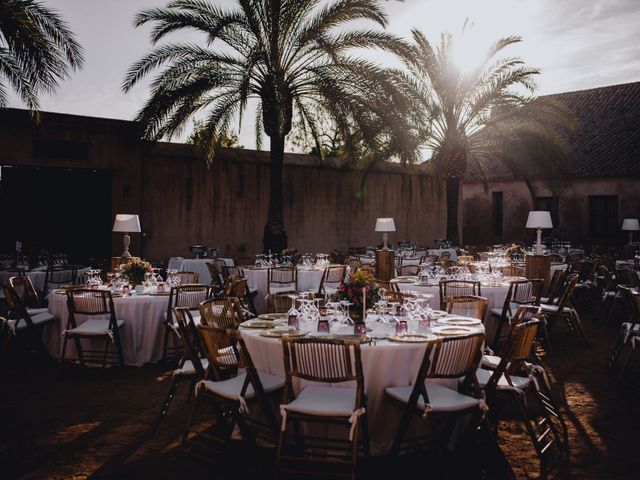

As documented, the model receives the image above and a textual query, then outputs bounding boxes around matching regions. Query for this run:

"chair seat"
[65,318,125,336]
[622,322,640,334]
[489,307,504,318]
[539,303,560,313]
[248,287,258,295]
[26,307,49,316]
[174,358,210,376]
[283,385,359,417]
[9,311,57,331]
[164,311,201,325]
[269,285,297,294]
[385,382,479,413]
[475,368,531,390]
[539,297,554,304]
[200,370,284,401]
[481,354,501,369]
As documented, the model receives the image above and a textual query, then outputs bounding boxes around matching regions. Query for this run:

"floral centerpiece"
[336,269,380,322]
[281,248,301,265]
[120,257,152,284]
[505,243,525,261]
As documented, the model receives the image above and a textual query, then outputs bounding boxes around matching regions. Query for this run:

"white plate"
[259,328,309,338]
[240,319,275,329]
[437,317,481,326]
[388,333,438,343]
[431,325,477,336]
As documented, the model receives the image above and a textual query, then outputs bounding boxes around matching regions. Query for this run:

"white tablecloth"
[45,291,170,366]
[244,268,325,313]
[168,257,234,285]
[240,320,483,452]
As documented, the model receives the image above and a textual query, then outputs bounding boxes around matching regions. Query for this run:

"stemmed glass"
[339,300,354,326]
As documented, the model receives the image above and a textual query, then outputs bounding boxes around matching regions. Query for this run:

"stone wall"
[0,108,447,262]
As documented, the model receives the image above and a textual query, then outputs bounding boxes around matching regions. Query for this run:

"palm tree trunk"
[446,177,461,245]
[263,134,288,253]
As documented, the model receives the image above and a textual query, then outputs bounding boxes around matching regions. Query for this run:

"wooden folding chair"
[199,297,244,328]
[62,288,125,367]
[438,280,481,310]
[490,279,543,350]
[539,274,588,344]
[445,295,488,321]
[317,265,347,297]
[395,264,420,277]
[162,284,212,363]
[267,267,298,294]
[385,332,486,459]
[480,320,568,477]
[151,307,209,435]
[183,324,284,461]
[1,282,55,356]
[276,337,369,480]
[43,264,78,296]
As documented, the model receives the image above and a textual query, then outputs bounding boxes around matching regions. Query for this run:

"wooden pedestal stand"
[525,254,551,290]
[375,249,395,281]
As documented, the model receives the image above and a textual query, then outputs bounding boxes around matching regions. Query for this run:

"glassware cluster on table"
[86,268,170,295]
[254,252,330,269]
[282,290,436,339]
[414,262,505,287]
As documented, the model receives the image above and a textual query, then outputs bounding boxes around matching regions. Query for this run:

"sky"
[7,0,640,150]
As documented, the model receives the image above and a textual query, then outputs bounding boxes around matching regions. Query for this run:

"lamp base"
[121,233,131,258]
[382,232,389,250]
[535,227,543,255]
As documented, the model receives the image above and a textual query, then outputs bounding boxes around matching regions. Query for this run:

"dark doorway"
[0,165,112,264]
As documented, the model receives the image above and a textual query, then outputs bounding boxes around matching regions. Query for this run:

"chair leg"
[275,419,287,480]
[151,376,179,436]
[617,343,635,383]
[73,335,85,367]
[360,413,371,457]
[113,329,125,366]
[390,403,415,455]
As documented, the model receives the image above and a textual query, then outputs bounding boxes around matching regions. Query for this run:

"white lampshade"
[526,211,553,229]
[113,214,141,233]
[622,218,640,231]
[375,217,396,232]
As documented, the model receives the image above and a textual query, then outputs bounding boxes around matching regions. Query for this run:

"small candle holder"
[354,322,367,337]
[317,319,330,333]
[288,314,299,329]
[395,320,408,336]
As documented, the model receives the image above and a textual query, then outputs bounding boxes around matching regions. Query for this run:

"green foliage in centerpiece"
[120,257,152,284]
[337,270,381,320]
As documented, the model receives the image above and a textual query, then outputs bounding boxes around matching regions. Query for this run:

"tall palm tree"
[402,31,572,244]
[0,0,83,114]
[123,0,421,253]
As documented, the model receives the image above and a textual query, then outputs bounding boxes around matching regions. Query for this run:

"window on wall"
[492,191,503,237]
[535,196,560,228]
[589,195,618,237]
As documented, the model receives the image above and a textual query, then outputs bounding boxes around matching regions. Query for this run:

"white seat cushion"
[539,303,560,313]
[66,318,124,336]
[174,358,209,376]
[539,297,556,305]
[249,287,258,295]
[385,382,479,413]
[164,311,201,325]
[475,368,531,390]
[481,354,501,369]
[200,370,284,400]
[283,386,358,417]
[10,311,57,330]
[26,307,49,316]
[269,285,296,294]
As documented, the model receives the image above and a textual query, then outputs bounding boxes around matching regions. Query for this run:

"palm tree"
[123,0,421,253]
[0,0,83,114]
[402,31,572,244]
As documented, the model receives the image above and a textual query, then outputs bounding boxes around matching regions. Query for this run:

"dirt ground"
[2,306,640,479]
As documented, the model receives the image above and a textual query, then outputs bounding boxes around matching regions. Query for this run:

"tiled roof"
[464,81,640,181]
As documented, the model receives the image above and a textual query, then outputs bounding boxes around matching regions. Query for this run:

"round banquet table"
[240,319,484,453]
[244,268,325,313]
[45,290,170,366]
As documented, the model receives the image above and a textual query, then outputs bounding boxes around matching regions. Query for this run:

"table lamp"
[526,211,553,255]
[375,218,396,250]
[112,214,141,258]
[622,218,640,245]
